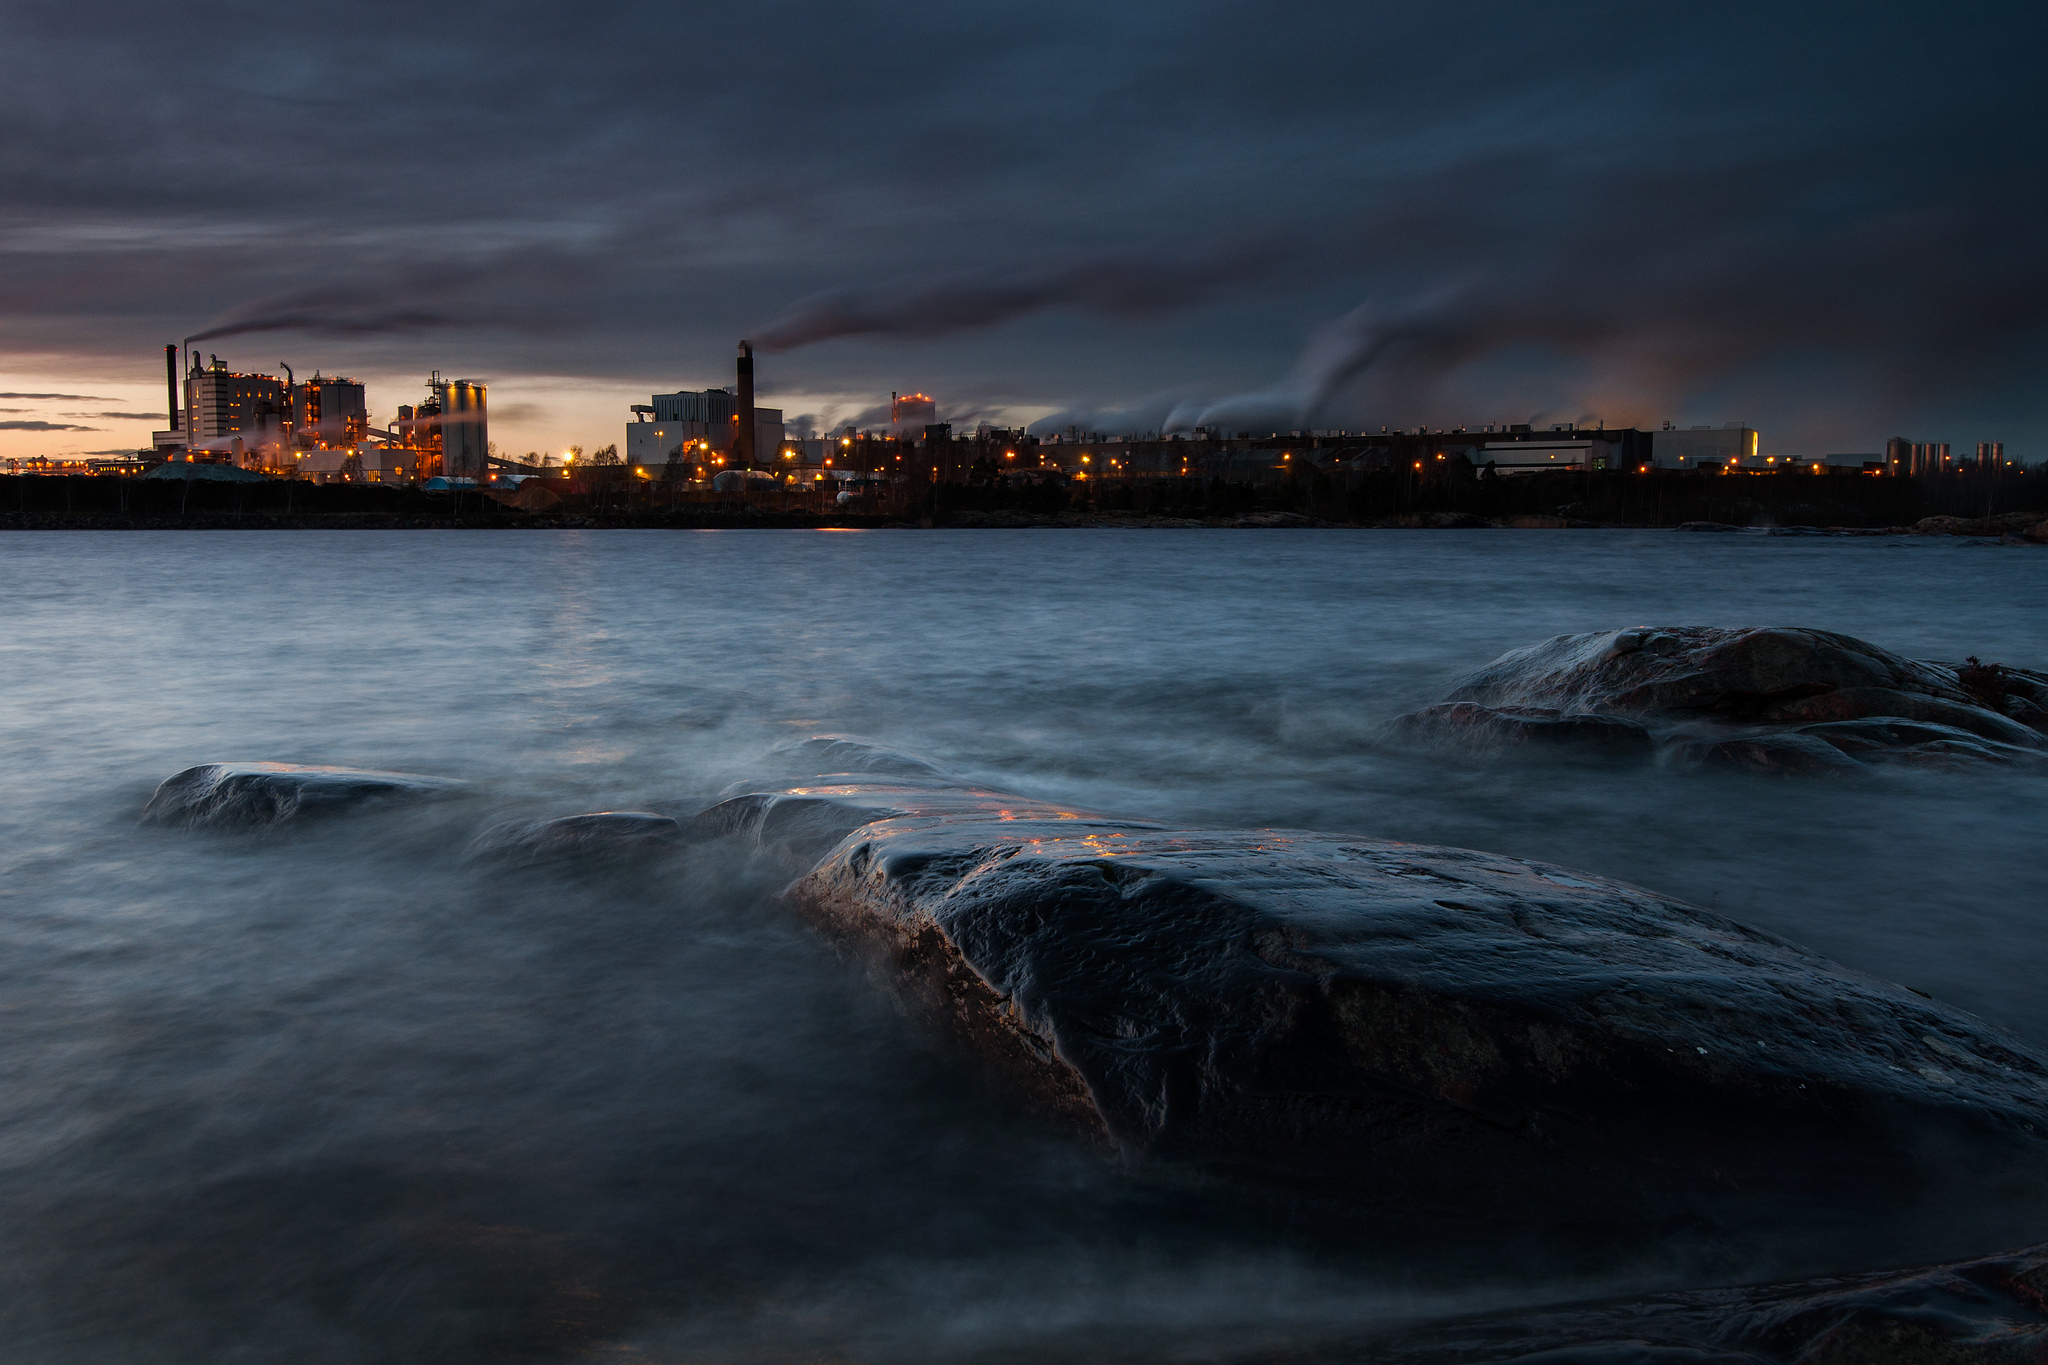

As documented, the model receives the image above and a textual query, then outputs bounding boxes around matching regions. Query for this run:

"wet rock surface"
[141,762,467,829]
[1280,1243,2048,1365]
[701,744,2048,1256]
[1390,628,2048,773]
[467,811,684,861]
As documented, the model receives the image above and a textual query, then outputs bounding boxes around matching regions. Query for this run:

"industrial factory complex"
[135,344,488,486]
[1,339,2029,501]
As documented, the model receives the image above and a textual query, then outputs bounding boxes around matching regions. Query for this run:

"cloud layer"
[3,0,2043,451]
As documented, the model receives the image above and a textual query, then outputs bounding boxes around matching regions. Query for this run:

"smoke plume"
[185,308,462,347]
[754,237,1299,353]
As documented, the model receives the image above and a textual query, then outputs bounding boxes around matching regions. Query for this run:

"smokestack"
[736,340,756,467]
[164,344,180,431]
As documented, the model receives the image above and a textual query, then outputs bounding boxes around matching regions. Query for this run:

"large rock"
[701,748,2048,1248]
[141,762,466,829]
[1390,628,2048,772]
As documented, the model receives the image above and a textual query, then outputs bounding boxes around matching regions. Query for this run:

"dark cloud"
[64,410,155,420]
[0,420,98,430]
[2,0,2044,450]
[0,392,104,400]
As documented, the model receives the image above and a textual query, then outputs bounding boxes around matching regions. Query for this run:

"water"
[0,528,2042,1361]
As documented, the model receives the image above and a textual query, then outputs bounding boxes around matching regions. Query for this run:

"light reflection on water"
[0,528,2043,1361]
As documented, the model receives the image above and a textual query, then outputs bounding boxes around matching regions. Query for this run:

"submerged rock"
[1445,627,1985,719]
[763,734,951,780]
[1389,627,2048,773]
[141,762,466,829]
[701,745,2048,1246]
[468,811,684,861]
[1673,731,1866,776]
[1382,702,1654,761]
[1798,718,2048,770]
[1339,1242,2048,1364]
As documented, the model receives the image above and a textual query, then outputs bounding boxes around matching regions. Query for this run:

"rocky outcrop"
[1388,628,2048,773]
[467,811,683,860]
[699,745,2048,1249]
[141,762,466,829]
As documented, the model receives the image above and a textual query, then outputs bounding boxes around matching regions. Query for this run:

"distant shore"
[4,508,2045,538]
[2,469,2041,535]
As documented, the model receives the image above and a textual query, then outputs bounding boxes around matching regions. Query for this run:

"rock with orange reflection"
[696,741,2048,1252]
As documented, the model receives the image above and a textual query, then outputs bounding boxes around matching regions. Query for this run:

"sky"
[2,0,2044,463]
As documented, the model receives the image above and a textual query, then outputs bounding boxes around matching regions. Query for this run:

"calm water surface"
[0,528,2043,1362]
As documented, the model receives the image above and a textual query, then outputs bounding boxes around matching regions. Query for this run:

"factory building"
[291,372,368,447]
[393,373,488,481]
[434,375,487,481]
[140,344,492,482]
[1469,432,1639,474]
[1880,438,2014,477]
[891,392,935,439]
[626,383,782,470]
[1645,425,1760,470]
[184,352,289,444]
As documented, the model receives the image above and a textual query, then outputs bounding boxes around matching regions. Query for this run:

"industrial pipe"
[737,340,756,468]
[164,344,179,431]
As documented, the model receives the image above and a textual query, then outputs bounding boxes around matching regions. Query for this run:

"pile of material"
[488,479,564,511]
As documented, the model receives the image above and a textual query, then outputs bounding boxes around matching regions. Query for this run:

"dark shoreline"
[2,469,2042,534]
[4,509,2045,537]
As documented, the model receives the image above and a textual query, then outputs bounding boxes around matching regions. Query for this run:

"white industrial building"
[626,387,783,470]
[1649,426,1760,469]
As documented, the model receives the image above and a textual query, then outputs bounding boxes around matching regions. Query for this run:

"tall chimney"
[164,344,180,431]
[736,340,755,467]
